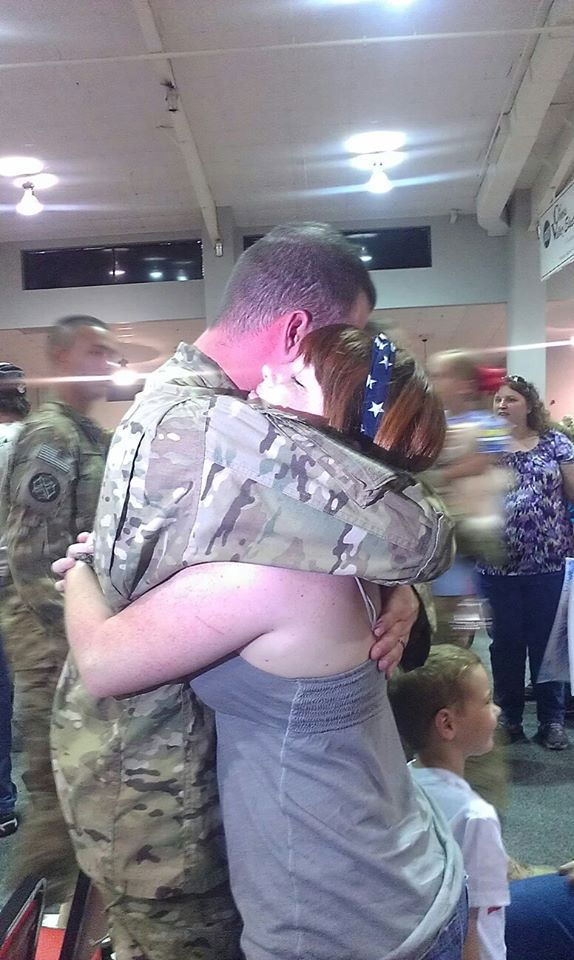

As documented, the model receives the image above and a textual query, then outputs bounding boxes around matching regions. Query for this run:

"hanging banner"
[539,180,574,280]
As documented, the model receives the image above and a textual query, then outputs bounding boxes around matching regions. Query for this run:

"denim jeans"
[421,888,468,960]
[479,571,566,726]
[0,628,16,813]
[506,874,574,960]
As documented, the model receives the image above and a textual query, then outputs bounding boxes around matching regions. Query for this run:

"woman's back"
[191,572,463,960]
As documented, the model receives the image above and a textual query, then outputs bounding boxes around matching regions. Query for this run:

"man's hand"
[370,585,420,677]
[52,532,94,592]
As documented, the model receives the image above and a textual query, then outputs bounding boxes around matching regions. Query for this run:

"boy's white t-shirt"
[411,765,510,960]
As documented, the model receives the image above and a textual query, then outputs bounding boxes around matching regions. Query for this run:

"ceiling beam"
[130,0,222,252]
[530,114,574,226]
[476,0,574,236]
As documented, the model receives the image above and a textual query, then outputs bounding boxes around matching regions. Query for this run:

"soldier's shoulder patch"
[37,444,72,473]
[28,472,61,503]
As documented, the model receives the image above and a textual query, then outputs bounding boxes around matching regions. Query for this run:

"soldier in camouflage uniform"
[51,225,452,960]
[0,316,115,904]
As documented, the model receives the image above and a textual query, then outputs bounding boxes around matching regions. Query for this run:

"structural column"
[202,206,241,326]
[507,190,547,395]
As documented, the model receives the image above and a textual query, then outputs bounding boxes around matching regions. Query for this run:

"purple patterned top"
[479,430,574,576]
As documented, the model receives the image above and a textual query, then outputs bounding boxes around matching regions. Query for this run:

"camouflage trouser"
[6,665,78,905]
[96,879,243,960]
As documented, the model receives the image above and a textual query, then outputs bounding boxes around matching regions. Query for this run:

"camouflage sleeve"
[4,420,78,628]
[96,394,454,607]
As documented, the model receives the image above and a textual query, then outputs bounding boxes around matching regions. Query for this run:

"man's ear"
[282,310,313,358]
[434,707,457,742]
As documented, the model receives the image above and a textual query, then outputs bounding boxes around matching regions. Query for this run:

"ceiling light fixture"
[0,156,44,178]
[351,151,406,171]
[359,248,373,263]
[111,359,139,387]
[109,267,126,278]
[176,273,188,281]
[367,165,393,194]
[16,182,44,216]
[149,270,164,280]
[345,130,406,154]
[13,173,58,190]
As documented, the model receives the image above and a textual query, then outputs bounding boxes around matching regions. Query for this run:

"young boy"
[389,645,574,960]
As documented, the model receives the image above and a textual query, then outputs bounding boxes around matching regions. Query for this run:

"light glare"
[0,156,44,178]
[345,130,406,154]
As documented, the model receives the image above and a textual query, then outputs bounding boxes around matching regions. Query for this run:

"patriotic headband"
[360,333,397,439]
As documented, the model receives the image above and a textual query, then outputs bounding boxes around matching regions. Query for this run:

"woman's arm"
[559,462,574,502]
[64,561,275,698]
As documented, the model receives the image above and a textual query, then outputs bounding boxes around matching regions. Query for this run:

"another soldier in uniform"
[0,316,115,902]
[0,363,30,839]
[52,225,451,960]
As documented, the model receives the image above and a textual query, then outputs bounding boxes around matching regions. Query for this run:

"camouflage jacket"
[52,344,454,901]
[0,401,108,668]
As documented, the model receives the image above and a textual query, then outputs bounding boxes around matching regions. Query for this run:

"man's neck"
[415,744,466,780]
[53,385,92,417]
[194,326,262,391]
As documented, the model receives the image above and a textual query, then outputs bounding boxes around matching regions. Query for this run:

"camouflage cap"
[0,362,27,395]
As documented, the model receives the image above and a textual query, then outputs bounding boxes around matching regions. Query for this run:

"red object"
[35,927,102,960]
[477,365,505,394]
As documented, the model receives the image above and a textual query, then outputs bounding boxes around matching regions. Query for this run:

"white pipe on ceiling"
[130,0,221,251]
[1,25,574,72]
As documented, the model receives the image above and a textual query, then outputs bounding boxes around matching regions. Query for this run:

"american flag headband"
[360,334,397,439]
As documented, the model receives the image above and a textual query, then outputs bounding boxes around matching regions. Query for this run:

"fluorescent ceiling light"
[109,268,126,277]
[351,151,406,171]
[13,173,58,190]
[345,131,406,154]
[177,273,188,281]
[367,168,393,193]
[16,183,44,216]
[149,270,164,280]
[0,156,44,178]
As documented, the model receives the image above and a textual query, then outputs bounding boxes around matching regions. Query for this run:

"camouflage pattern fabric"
[52,344,454,959]
[0,401,109,902]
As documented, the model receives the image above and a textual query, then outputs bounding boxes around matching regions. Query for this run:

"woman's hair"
[499,375,551,435]
[298,325,446,472]
[387,645,481,753]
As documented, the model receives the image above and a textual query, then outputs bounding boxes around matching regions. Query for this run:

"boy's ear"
[434,707,457,742]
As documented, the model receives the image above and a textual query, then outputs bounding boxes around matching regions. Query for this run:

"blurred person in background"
[0,316,115,903]
[0,363,30,839]
[478,376,574,751]
[427,351,509,647]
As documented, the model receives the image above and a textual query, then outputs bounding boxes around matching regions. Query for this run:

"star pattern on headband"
[361,333,397,440]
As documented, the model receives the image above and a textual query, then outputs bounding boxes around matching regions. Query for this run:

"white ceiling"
[0,0,568,241]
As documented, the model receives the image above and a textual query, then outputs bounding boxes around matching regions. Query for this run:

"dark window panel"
[22,239,203,290]
[243,228,432,270]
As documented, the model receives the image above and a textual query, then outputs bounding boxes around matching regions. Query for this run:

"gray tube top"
[191,657,463,960]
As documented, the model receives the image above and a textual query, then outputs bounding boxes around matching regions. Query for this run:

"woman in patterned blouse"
[478,376,574,750]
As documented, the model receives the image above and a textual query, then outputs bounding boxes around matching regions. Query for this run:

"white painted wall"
[366,216,509,309]
[0,233,205,331]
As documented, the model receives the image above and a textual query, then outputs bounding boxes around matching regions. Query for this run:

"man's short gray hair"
[47,315,109,357]
[215,223,377,333]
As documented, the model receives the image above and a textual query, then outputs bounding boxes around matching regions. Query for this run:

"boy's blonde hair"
[388,645,482,753]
